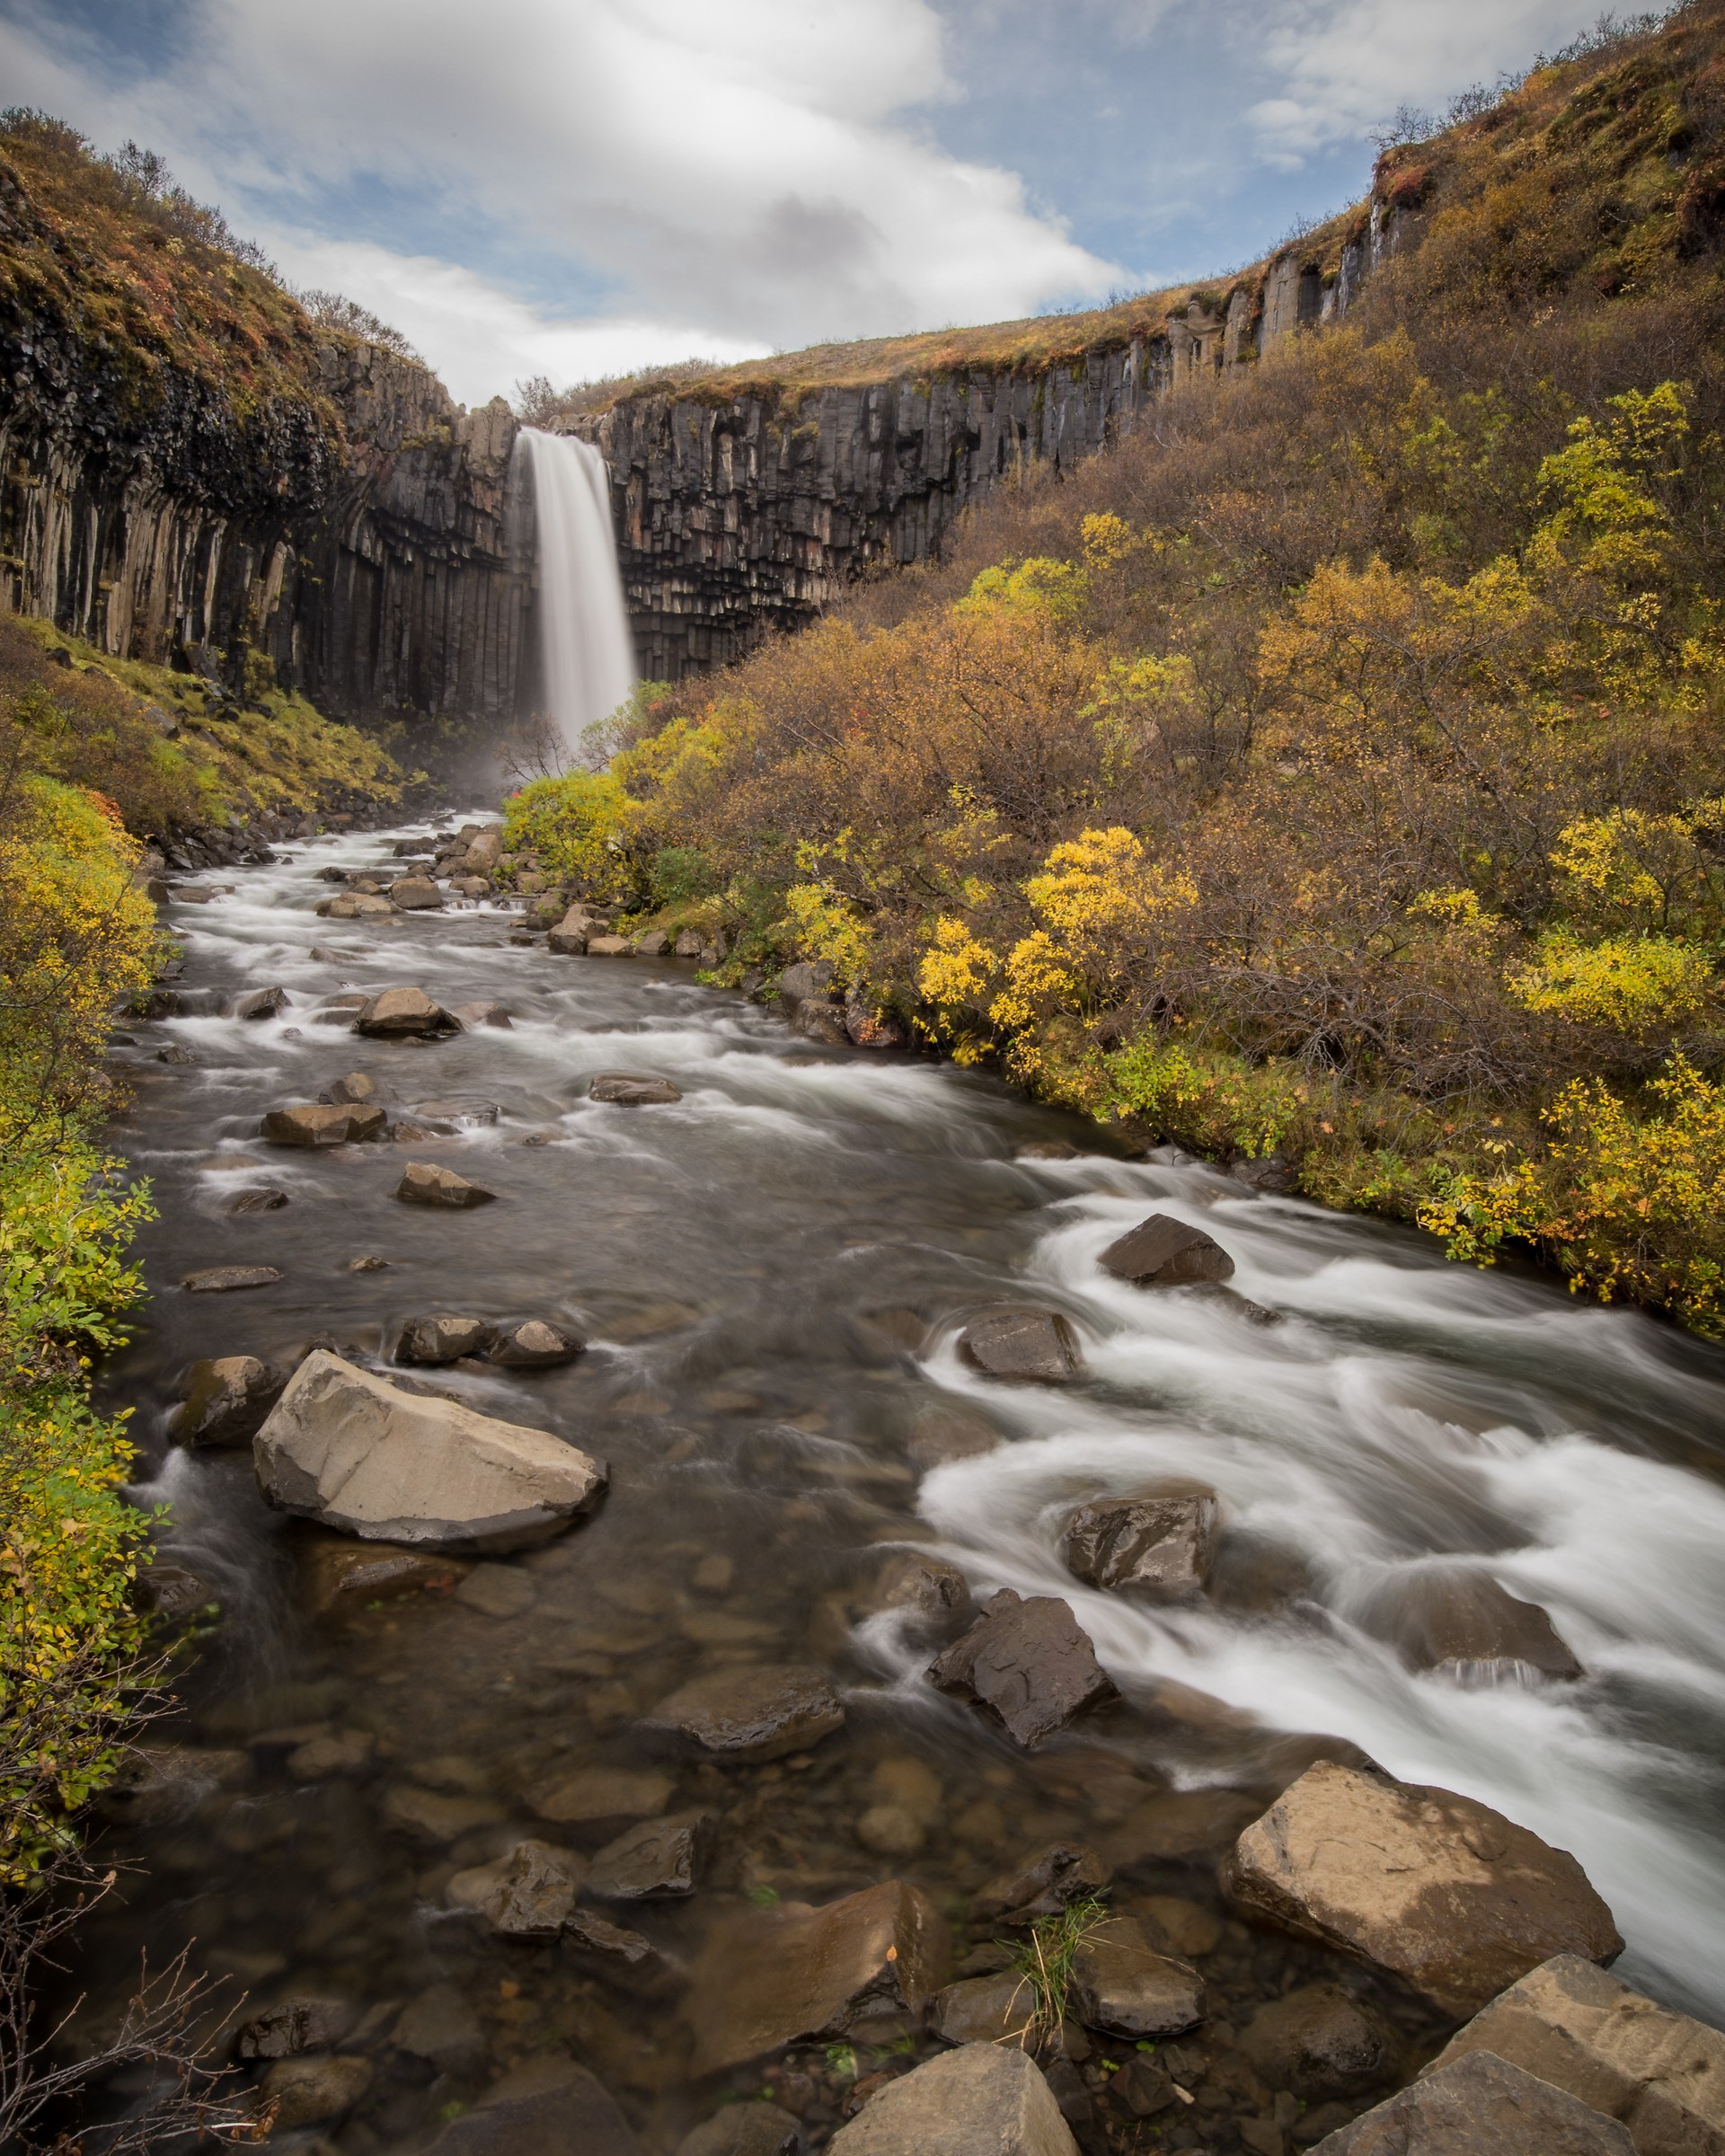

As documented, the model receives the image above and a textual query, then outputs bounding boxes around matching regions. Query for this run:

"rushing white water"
[517,428,636,761]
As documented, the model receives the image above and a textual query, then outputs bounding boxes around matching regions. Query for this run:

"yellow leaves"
[916,915,998,1008]
[1410,887,1499,927]
[1531,381,1688,586]
[955,554,1087,626]
[1505,932,1712,1031]
[1022,826,1195,941]
[1079,512,1140,569]
[988,930,1076,1034]
[781,881,871,985]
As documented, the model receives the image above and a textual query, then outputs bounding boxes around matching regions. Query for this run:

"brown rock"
[1356,1570,1583,1683]
[958,1308,1084,1383]
[396,1162,498,1206]
[633,928,671,956]
[930,1970,1038,2048]
[585,1811,705,1899]
[398,1313,489,1365]
[870,1551,975,1638]
[259,2053,372,2129]
[234,985,291,1020]
[1061,1488,1219,1600]
[928,1589,1116,1747]
[528,1765,675,1831]
[1136,1895,1224,1957]
[562,1907,677,1993]
[487,1317,584,1368]
[263,1101,386,1146]
[845,999,910,1048]
[975,1842,1111,1923]
[644,1665,845,1763]
[316,891,393,919]
[675,2103,801,2156]
[906,1398,1002,1471]
[235,1997,357,2059]
[391,1983,484,2071]
[691,1878,949,2072]
[181,1265,281,1293]
[429,2077,641,2156]
[1222,1763,1623,2018]
[827,2046,1078,2156]
[587,933,632,956]
[1310,2048,1635,2154]
[447,1838,584,1938]
[673,928,706,959]
[589,1071,683,1103]
[1099,1215,1234,1287]
[355,985,456,1036]
[452,1000,513,1028]
[1242,1984,1396,2099]
[384,1784,508,1842]
[321,1072,386,1105]
[1068,1915,1205,2037]
[300,1538,466,1615]
[1429,1952,1725,2156]
[792,998,850,1045]
[390,876,444,910]
[172,1355,281,1445]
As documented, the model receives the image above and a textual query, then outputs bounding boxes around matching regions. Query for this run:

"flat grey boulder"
[356,985,456,1036]
[779,958,836,1010]
[1310,2048,1636,2154]
[958,1308,1084,1383]
[264,1101,386,1146]
[644,1664,845,1762]
[928,1589,1116,1748]
[1068,1914,1205,2037]
[586,933,632,956]
[181,1265,280,1293]
[253,1350,606,1553]
[1223,1762,1623,2018]
[397,1162,498,1206]
[172,1354,281,1445]
[488,1317,584,1368]
[1356,1568,1583,1683]
[397,1313,489,1365]
[1061,1488,1219,1600]
[1429,1952,1725,2156]
[589,1071,683,1103]
[1099,1214,1234,1287]
[691,1878,949,2073]
[827,2044,1079,2156]
[585,1811,705,1900]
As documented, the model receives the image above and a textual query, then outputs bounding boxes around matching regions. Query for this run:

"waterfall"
[516,428,636,764]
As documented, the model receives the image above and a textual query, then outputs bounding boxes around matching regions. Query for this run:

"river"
[85,814,1725,2150]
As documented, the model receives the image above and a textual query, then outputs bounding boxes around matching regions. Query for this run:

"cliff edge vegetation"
[509,1,1725,1335]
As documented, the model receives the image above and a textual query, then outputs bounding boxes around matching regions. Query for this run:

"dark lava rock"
[172,1354,282,1445]
[487,1317,584,1369]
[398,1313,490,1365]
[588,1071,683,1104]
[396,1162,498,1207]
[234,985,291,1021]
[263,1101,386,1146]
[234,1996,357,2060]
[1242,1984,1396,2100]
[974,1842,1111,1923]
[957,1307,1084,1383]
[1099,1213,1234,1286]
[1355,1568,1583,1683]
[1309,2048,1635,2154]
[1068,1915,1205,2037]
[1061,1487,1219,1600]
[644,1665,845,1763]
[585,1811,705,1900]
[181,1265,281,1293]
[228,1186,290,1213]
[927,1589,1116,1748]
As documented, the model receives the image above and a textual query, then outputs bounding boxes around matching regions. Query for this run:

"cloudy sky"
[3,0,1610,405]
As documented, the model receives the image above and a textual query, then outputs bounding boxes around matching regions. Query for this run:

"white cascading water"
[516,428,636,763]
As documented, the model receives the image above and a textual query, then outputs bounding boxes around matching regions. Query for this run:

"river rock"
[927,1589,1117,1747]
[1242,1984,1396,2099]
[454,1564,539,1618]
[870,1551,975,1638]
[673,928,705,959]
[562,1906,678,1993]
[253,1350,606,1552]
[263,1101,386,1146]
[447,875,491,897]
[398,1313,490,1365]
[644,1665,845,1762]
[322,1072,387,1104]
[587,933,632,956]
[356,985,456,1036]
[384,1784,509,1842]
[228,1186,288,1214]
[1429,1952,1725,2155]
[589,1071,683,1103]
[316,891,392,919]
[975,1842,1111,1923]
[632,928,670,956]
[181,1265,281,1293]
[451,999,513,1028]
[388,876,444,910]
[1310,2048,1636,2154]
[1061,1488,1219,1600]
[235,1996,358,2059]
[676,2104,801,2156]
[463,829,502,875]
[792,998,851,1045]
[447,1838,584,1939]
[906,1398,1002,1471]
[393,1984,485,2072]
[691,1878,949,2073]
[845,999,910,1049]
[1068,1915,1205,2037]
[396,1162,498,1206]
[259,2053,373,2129]
[234,985,290,1020]
[529,1764,676,1831]
[548,912,590,954]
[300,1538,467,1614]
[1099,1214,1234,1287]
[1222,1762,1624,2017]
[930,1970,1038,2048]
[488,1318,584,1368]
[585,1811,705,1899]
[958,1308,1084,1383]
[431,2078,642,2156]
[172,1355,282,1445]
[827,2045,1079,2156]
[1357,1570,1584,1683]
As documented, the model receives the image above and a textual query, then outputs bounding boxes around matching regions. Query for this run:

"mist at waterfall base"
[517,428,636,765]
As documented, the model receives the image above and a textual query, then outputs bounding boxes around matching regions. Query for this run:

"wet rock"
[316,891,394,919]
[227,1185,289,1213]
[1060,1488,1219,1601]
[355,985,457,1036]
[529,1764,676,1831]
[792,999,850,1045]
[587,933,632,956]
[235,1996,358,2060]
[1017,1140,1083,1161]
[448,874,491,897]
[1068,1915,1205,2037]
[1135,1895,1223,1957]
[253,1349,607,1552]
[585,1810,705,1899]
[691,1878,949,2073]
[138,1558,219,1619]
[346,1253,389,1272]
[957,1308,1084,1383]
[99,1745,250,1825]
[931,1970,1038,2048]
[258,2052,373,2129]
[1242,1985,1395,2100]
[548,918,590,954]
[396,1161,499,1206]
[172,1355,282,1446]
[410,1095,500,1129]
[827,2045,1078,2156]
[589,1071,683,1103]
[644,1665,845,1763]
[927,1589,1117,1747]
[391,1983,486,2072]
[454,1564,538,1618]
[181,1265,281,1293]
[322,1073,388,1105]
[779,959,836,1010]
[673,928,706,959]
[1356,1570,1583,1684]
[869,1551,975,1638]
[632,928,671,956]
[384,1784,509,1842]
[155,1043,195,1064]
[1430,1951,1725,2155]
[487,1318,584,1369]
[1222,1762,1624,2018]
[906,1398,1002,1472]
[975,1842,1111,1924]
[562,1906,677,1993]
[398,1312,489,1365]
[1311,2048,1635,2154]
[264,1101,387,1146]
[1099,1214,1234,1287]
[675,2102,801,2156]
[845,999,910,1049]
[284,1727,374,1779]
[300,1538,466,1614]
[447,1838,584,1939]
[387,876,444,910]
[431,2076,643,2156]
[452,999,513,1028]
[234,985,290,1021]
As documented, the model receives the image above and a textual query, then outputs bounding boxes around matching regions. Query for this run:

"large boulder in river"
[1309,2048,1635,2155]
[487,1318,583,1369]
[355,986,457,1037]
[779,958,836,1011]
[264,1101,386,1146]
[644,1665,845,1763]
[397,1162,498,1207]
[927,1589,1116,1747]
[1222,1762,1623,2018]
[1099,1214,1234,1287]
[1429,1953,1725,2156]
[1061,1487,1219,1600]
[252,1350,606,1553]
[958,1308,1084,1383]
[1354,1568,1583,1684]
[389,876,443,910]
[172,1355,282,1446]
[691,1878,949,2072]
[827,2046,1078,2156]
[234,985,290,1020]
[588,1071,682,1104]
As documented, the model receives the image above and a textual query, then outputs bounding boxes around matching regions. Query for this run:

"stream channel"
[84,813,1725,2151]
